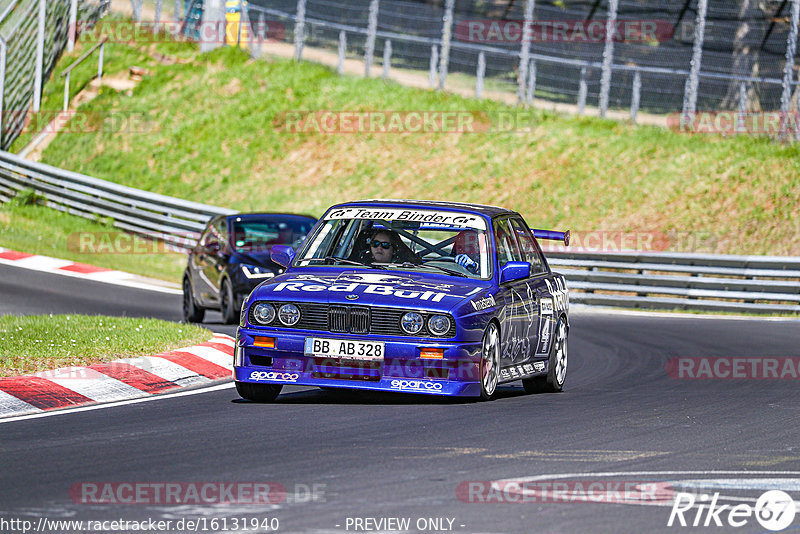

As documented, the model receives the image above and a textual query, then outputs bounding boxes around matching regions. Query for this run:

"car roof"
[224,212,317,222]
[329,199,516,218]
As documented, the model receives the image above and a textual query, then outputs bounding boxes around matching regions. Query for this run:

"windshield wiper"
[307,256,387,269]
[393,262,468,278]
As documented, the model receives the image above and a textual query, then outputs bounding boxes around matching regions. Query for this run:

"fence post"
[780,0,800,139]
[337,31,346,75]
[130,0,141,21]
[33,0,46,113]
[681,0,708,129]
[382,39,391,79]
[598,0,618,117]
[630,69,641,122]
[517,0,535,103]
[429,45,438,88]
[578,66,587,115]
[294,0,307,61]
[475,51,485,99]
[0,40,6,149]
[364,0,379,77]
[174,0,180,26]
[98,42,105,83]
[68,0,78,52]
[200,0,223,52]
[155,0,162,33]
[526,59,536,104]
[63,72,70,112]
[737,81,747,132]
[437,0,454,90]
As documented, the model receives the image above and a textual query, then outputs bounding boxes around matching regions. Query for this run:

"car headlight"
[278,303,301,326]
[427,314,451,336]
[241,264,275,280]
[252,303,276,325]
[401,312,424,335]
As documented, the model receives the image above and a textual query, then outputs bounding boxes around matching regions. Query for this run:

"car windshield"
[295,207,492,279]
[231,216,315,252]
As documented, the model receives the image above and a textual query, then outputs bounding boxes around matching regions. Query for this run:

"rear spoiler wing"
[532,229,570,246]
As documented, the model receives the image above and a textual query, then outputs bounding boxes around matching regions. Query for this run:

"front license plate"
[304,338,384,360]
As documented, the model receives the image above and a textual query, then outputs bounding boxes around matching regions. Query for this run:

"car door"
[509,216,553,365]
[493,217,538,378]
[194,218,224,306]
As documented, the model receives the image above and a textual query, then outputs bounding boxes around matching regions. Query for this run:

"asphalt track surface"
[2,263,800,534]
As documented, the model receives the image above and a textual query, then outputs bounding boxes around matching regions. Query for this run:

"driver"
[453,230,481,274]
[368,229,400,263]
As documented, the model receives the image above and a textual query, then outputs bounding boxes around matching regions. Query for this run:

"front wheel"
[235,381,282,402]
[523,315,568,394]
[479,322,501,400]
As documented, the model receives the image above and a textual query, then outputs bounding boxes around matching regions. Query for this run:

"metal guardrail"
[0,150,235,249]
[0,148,797,314]
[547,250,800,314]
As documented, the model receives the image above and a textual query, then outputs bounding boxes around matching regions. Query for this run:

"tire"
[479,322,501,401]
[523,315,568,394]
[182,275,205,323]
[220,278,237,325]
[235,381,282,402]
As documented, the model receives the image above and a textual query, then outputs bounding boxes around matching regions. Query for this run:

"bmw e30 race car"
[234,200,569,401]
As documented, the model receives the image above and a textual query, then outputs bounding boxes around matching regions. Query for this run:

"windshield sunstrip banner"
[325,208,487,230]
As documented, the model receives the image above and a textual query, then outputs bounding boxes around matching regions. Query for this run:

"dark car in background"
[183,213,316,324]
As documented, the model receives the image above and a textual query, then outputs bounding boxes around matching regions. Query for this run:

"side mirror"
[271,245,296,269]
[500,261,530,283]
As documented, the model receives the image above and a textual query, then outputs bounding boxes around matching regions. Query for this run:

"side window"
[212,219,228,251]
[199,225,215,248]
[494,218,522,266]
[510,218,545,274]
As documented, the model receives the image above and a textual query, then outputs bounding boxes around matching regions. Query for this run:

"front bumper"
[235,327,483,397]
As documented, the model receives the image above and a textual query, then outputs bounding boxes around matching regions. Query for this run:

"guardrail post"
[475,51,485,99]
[681,0,708,130]
[68,0,78,51]
[337,31,346,74]
[517,0,535,103]
[578,66,587,115]
[437,0,454,90]
[382,39,391,79]
[294,0,306,61]
[598,0,618,118]
[429,45,438,89]
[155,0,162,33]
[526,59,537,104]
[737,81,747,132]
[33,0,46,113]
[630,70,641,122]
[364,0,379,76]
[780,0,800,140]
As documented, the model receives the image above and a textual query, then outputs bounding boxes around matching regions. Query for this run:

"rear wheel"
[523,315,568,394]
[479,322,500,400]
[182,275,205,323]
[235,381,282,402]
[220,278,237,324]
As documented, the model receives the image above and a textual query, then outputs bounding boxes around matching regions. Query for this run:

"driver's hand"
[455,254,478,273]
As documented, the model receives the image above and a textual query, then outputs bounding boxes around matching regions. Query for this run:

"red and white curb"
[0,333,234,418]
[0,247,181,294]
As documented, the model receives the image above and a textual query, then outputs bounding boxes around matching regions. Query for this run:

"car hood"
[248,268,493,312]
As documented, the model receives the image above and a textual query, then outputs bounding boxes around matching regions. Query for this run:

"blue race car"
[234,200,569,401]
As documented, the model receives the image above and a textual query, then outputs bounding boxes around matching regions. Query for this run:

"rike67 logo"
[668,490,797,531]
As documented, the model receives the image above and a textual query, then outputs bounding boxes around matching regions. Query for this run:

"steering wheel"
[423,256,457,263]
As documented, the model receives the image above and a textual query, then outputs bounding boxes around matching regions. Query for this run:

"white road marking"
[0,382,235,424]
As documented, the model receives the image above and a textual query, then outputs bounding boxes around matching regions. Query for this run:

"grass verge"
[0,314,210,377]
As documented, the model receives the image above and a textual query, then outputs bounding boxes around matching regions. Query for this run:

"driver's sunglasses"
[370,240,393,250]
